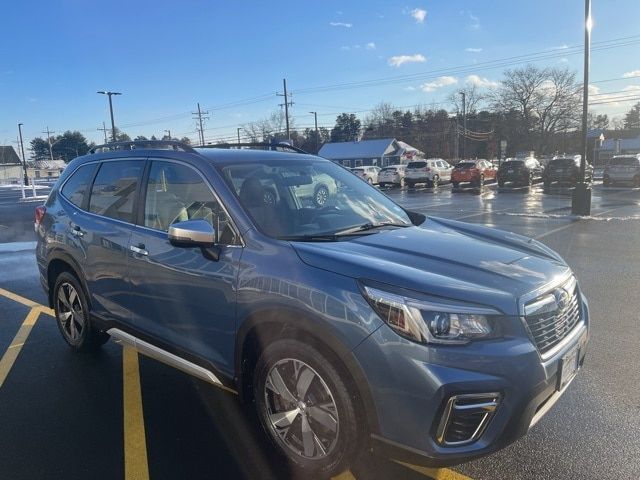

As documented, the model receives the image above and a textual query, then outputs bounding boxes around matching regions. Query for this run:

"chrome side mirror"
[168,219,216,247]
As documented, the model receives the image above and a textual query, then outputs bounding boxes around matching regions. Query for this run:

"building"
[597,134,640,163]
[318,138,423,168]
[0,146,24,184]
[27,159,67,179]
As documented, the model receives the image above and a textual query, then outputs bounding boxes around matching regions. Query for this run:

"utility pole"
[460,92,467,159]
[454,117,460,160]
[237,127,242,145]
[17,123,29,186]
[42,126,56,161]
[97,91,122,142]
[309,111,319,153]
[192,103,209,146]
[98,122,109,143]
[277,78,293,141]
[164,129,172,140]
[572,0,592,215]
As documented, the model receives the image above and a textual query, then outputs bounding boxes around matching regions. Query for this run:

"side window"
[89,160,143,223]
[144,161,238,245]
[61,164,95,208]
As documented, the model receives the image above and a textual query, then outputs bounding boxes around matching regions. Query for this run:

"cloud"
[410,8,427,23]
[460,10,480,30]
[341,42,375,51]
[388,53,426,67]
[551,44,569,50]
[466,75,499,88]
[623,70,640,78]
[465,47,482,52]
[420,76,458,92]
[329,21,352,28]
[404,86,416,91]
[365,42,376,50]
[558,57,569,63]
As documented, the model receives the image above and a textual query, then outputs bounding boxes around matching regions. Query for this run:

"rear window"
[407,161,426,169]
[352,167,364,172]
[381,167,398,172]
[501,160,523,168]
[455,162,476,169]
[610,157,639,166]
[89,160,144,223]
[61,164,96,208]
[550,158,577,167]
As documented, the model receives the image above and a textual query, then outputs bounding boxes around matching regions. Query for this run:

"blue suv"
[36,141,589,477]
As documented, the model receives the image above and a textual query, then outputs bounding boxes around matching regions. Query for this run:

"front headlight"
[362,286,501,345]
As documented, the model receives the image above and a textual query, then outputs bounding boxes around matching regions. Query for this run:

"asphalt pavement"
[0,179,639,480]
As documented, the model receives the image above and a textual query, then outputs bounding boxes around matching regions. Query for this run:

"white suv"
[352,166,381,184]
[405,159,453,187]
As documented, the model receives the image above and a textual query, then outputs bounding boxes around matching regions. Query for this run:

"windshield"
[219,158,411,239]
[610,157,638,166]
[501,160,524,168]
[407,161,426,169]
[456,162,476,168]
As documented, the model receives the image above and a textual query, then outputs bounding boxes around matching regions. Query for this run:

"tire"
[253,339,361,478]
[263,189,277,205]
[406,181,415,189]
[543,180,551,189]
[452,181,459,189]
[313,185,330,207]
[498,179,505,188]
[53,272,109,351]
[603,176,610,186]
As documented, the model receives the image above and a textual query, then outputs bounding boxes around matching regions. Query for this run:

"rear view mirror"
[168,219,216,247]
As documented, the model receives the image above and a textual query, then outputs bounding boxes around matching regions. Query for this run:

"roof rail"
[200,142,308,154]
[89,140,196,154]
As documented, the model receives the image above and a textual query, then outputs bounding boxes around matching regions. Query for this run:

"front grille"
[524,278,581,356]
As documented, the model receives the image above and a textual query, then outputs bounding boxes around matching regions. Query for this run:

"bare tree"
[447,84,485,114]
[492,65,580,153]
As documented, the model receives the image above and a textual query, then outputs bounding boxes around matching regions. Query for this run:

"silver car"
[377,165,406,187]
[352,166,381,185]
[603,155,640,187]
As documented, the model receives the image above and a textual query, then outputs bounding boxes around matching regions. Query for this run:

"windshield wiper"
[333,222,410,236]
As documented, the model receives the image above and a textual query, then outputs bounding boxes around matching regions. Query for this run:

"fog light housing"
[435,393,501,446]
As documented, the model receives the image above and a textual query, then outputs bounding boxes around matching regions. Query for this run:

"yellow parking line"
[0,287,41,309]
[332,470,357,480]
[0,307,42,388]
[122,345,150,480]
[395,461,473,480]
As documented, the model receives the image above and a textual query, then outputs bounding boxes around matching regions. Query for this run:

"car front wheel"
[253,339,361,477]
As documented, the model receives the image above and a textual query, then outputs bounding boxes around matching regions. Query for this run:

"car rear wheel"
[53,272,109,351]
[253,339,361,477]
[406,181,414,188]
[452,181,459,189]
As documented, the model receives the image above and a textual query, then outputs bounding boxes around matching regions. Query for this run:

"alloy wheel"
[56,282,85,344]
[314,186,329,206]
[264,358,339,460]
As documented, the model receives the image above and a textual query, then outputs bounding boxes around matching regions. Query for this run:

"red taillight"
[425,167,431,172]
[35,205,46,225]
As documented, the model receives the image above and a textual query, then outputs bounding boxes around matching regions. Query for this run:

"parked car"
[352,166,381,184]
[36,141,589,477]
[405,158,453,187]
[603,154,640,187]
[543,156,593,188]
[497,157,544,187]
[451,159,497,188]
[377,164,406,187]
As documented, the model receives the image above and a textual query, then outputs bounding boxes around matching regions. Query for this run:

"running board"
[107,328,224,387]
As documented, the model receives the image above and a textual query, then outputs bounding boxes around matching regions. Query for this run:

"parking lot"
[1,180,640,480]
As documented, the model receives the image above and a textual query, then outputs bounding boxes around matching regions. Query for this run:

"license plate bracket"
[558,345,579,390]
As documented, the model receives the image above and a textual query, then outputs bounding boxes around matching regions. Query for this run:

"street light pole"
[572,0,592,215]
[460,92,467,159]
[237,127,242,145]
[309,111,318,153]
[97,91,122,142]
[17,123,29,186]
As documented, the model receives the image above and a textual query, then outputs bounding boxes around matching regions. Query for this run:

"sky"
[1,0,639,149]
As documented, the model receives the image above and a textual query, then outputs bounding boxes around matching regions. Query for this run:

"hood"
[291,217,569,315]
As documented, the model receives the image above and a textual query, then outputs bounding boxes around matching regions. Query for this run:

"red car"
[451,159,497,187]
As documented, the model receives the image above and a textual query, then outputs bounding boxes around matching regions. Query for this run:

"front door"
[127,159,243,376]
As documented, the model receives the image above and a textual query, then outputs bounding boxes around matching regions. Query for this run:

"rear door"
[84,159,145,324]
[127,159,243,375]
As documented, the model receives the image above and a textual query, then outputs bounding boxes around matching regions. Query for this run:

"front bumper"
[354,298,590,466]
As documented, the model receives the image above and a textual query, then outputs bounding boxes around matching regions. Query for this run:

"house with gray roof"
[318,138,423,168]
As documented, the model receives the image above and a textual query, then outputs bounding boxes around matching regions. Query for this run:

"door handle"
[70,225,84,237]
[130,244,148,256]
